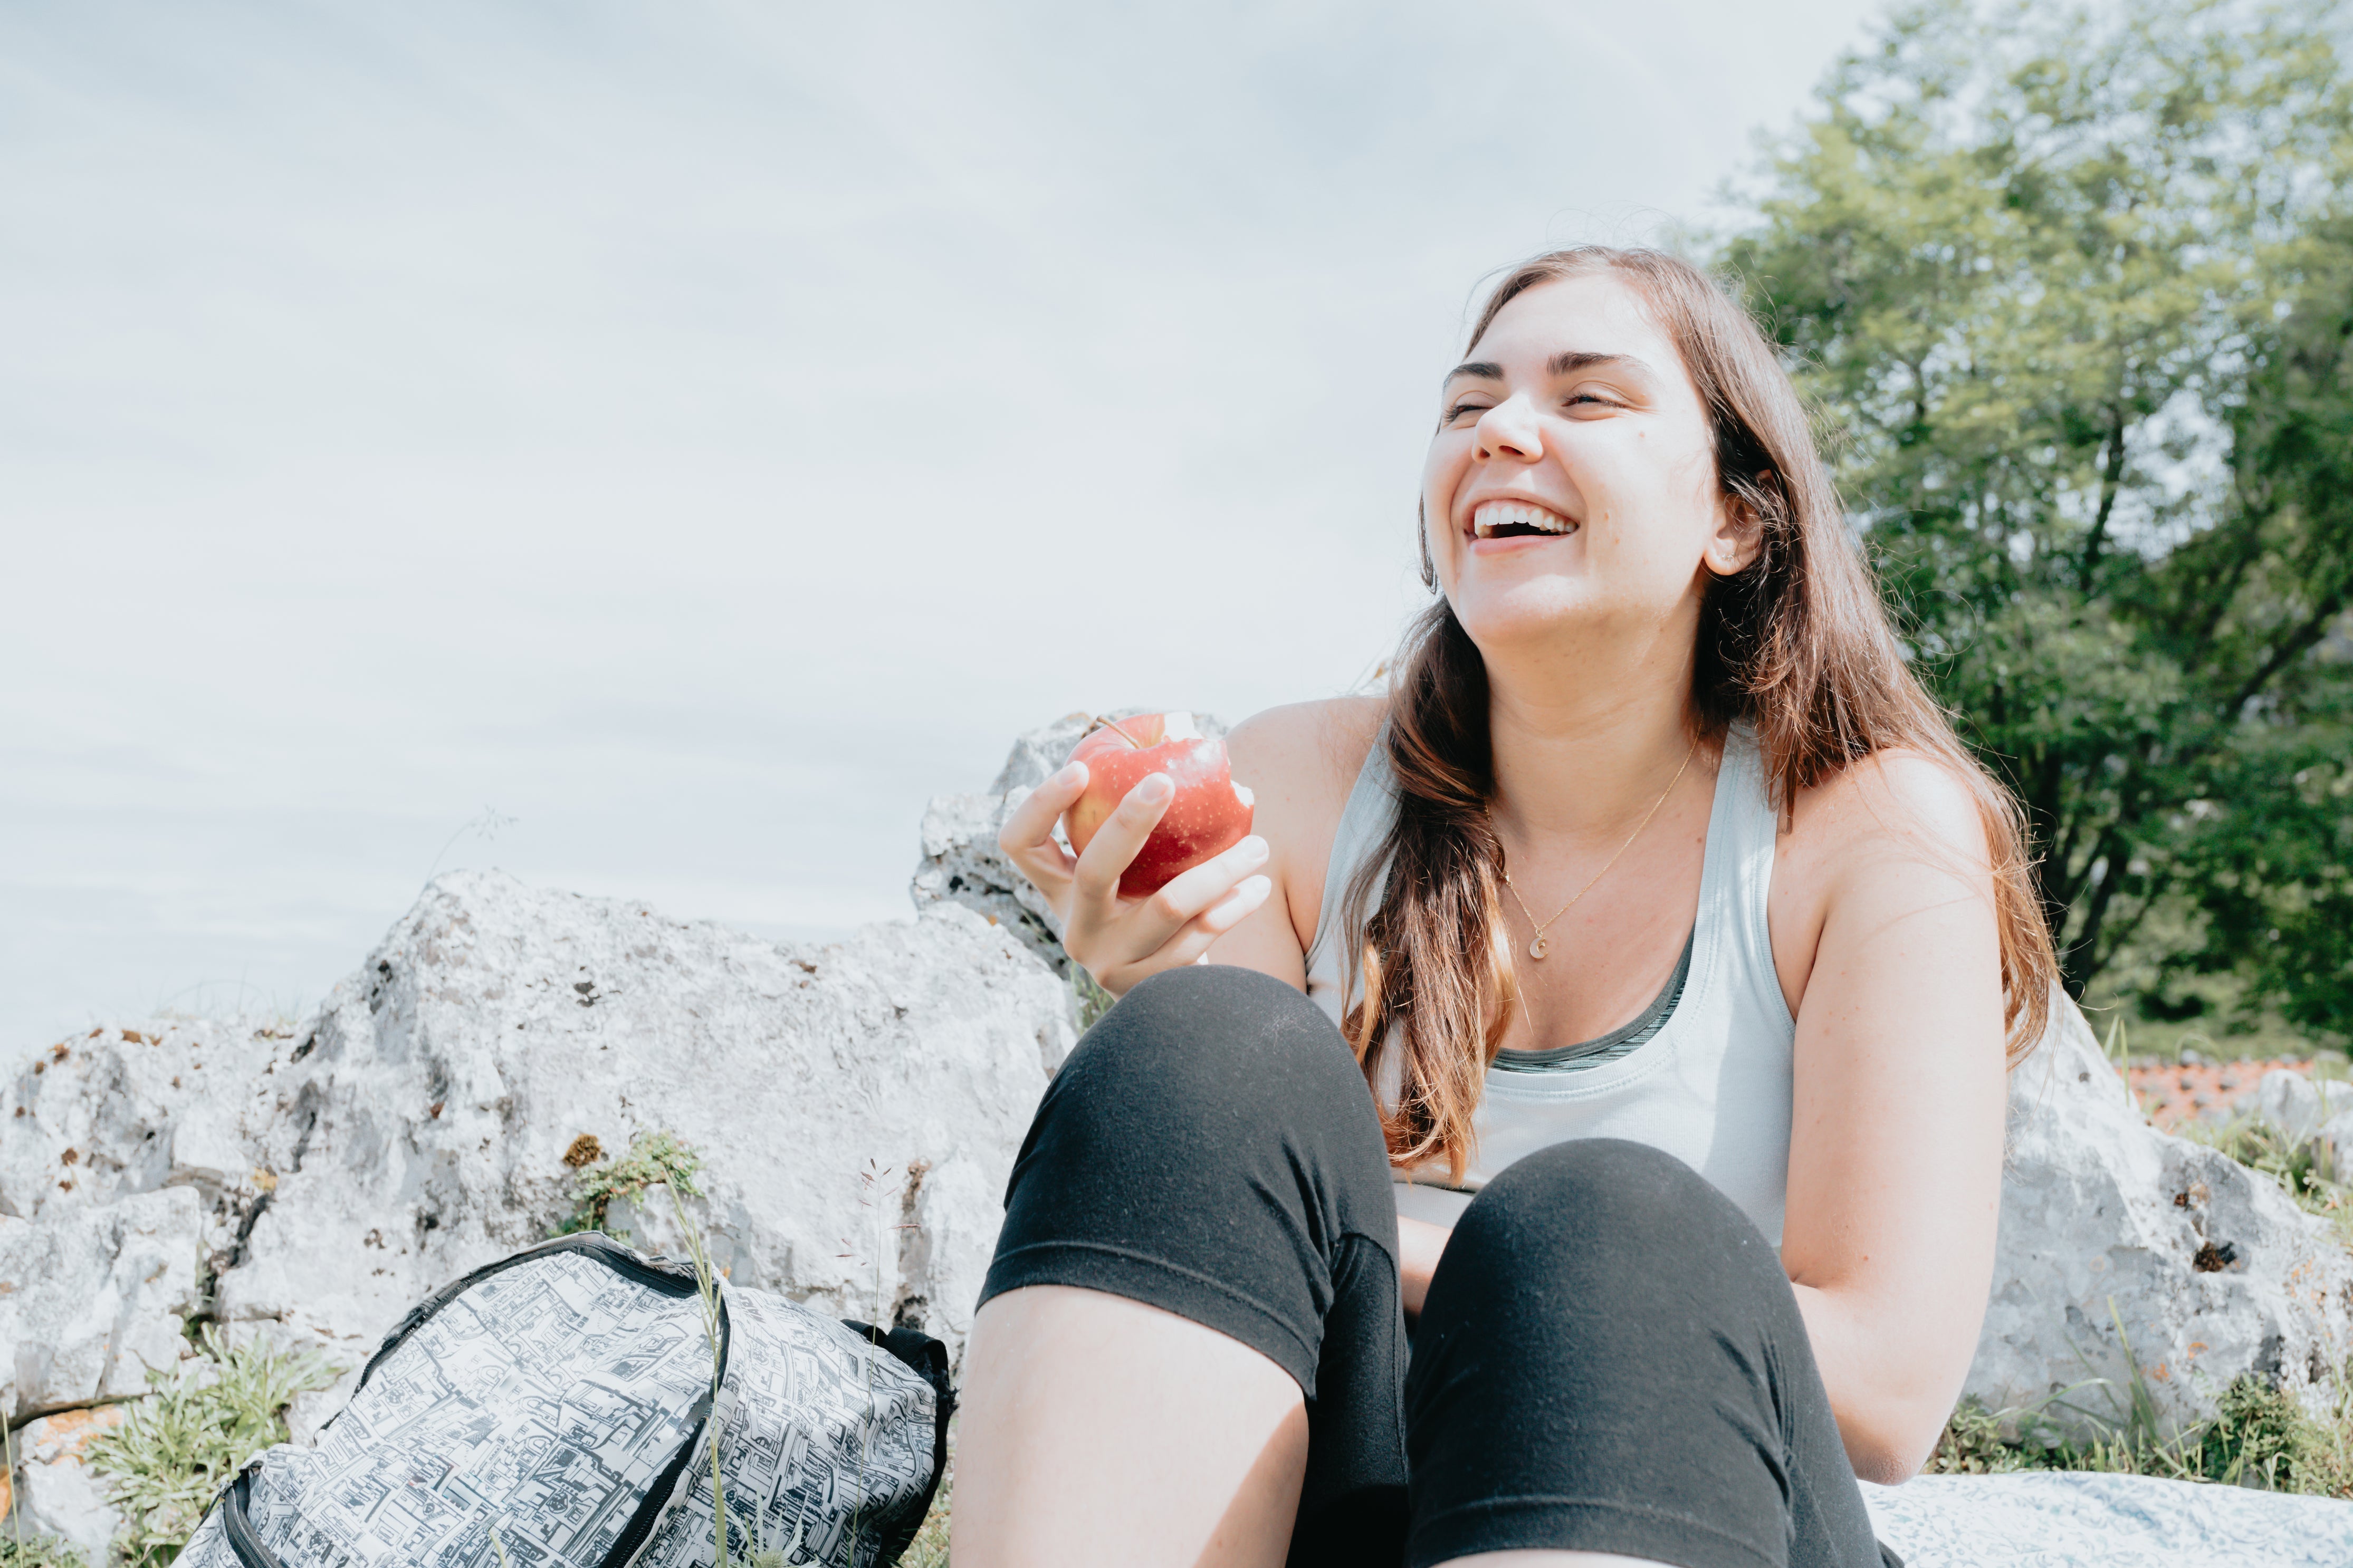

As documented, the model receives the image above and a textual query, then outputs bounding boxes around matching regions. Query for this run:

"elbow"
[1838,1397,1950,1486]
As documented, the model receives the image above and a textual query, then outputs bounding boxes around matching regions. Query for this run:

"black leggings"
[978,964,1895,1568]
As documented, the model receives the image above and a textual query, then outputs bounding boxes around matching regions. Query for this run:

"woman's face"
[1421,270,1751,663]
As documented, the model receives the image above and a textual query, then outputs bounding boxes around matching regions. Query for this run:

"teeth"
[1472,500,1576,537]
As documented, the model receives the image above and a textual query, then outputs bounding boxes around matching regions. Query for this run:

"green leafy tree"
[1724,0,2353,1026]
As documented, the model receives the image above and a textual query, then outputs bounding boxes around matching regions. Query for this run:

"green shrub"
[87,1327,340,1565]
[554,1129,705,1238]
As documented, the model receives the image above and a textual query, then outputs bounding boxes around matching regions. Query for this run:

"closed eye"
[1440,400,1490,426]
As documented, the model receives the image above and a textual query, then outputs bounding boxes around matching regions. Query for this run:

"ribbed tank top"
[1303,723,1797,1244]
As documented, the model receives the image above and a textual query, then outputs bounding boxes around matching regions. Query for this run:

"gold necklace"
[1497,741,1697,960]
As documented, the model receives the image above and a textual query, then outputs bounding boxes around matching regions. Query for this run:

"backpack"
[177,1233,953,1568]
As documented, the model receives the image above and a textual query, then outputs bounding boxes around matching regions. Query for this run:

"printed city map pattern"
[181,1249,711,1567]
[632,1288,937,1568]
[178,1249,939,1568]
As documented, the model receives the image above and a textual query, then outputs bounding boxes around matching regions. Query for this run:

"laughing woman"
[952,248,2057,1568]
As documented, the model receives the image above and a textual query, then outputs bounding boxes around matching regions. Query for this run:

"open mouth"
[1470,499,1577,540]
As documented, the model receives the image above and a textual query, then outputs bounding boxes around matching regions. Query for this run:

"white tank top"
[1302,723,1797,1244]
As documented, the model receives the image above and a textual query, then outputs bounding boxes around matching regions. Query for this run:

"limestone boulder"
[1966,1000,2353,1440]
[0,1188,203,1425]
[9,872,1075,1438]
[206,872,1071,1393]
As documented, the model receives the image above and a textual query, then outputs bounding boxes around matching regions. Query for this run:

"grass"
[1930,1374,2353,1494]
[85,1327,340,1565]
[898,1427,953,1568]
[1928,1292,2353,1496]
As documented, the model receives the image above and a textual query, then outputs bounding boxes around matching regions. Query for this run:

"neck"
[1481,613,1702,842]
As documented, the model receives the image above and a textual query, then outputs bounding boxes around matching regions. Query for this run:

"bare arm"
[1775,752,2010,1483]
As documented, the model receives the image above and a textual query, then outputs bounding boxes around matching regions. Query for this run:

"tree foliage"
[1725,0,2353,1031]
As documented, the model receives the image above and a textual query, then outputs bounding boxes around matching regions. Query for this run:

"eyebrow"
[1441,350,1653,390]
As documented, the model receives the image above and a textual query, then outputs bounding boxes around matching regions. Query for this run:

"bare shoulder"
[1783,745,1995,896]
[1770,743,2004,1024]
[1222,696,1385,952]
[1224,695,1385,807]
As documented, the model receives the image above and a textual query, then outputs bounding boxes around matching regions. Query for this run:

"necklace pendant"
[1528,934,1548,960]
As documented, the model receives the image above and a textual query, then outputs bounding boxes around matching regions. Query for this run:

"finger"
[998,765,1087,893]
[1122,834,1271,953]
[1157,835,1273,920]
[999,763,1088,856]
[1069,772,1175,908]
[1125,875,1275,975]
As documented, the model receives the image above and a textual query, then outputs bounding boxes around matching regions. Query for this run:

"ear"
[1705,474,1771,576]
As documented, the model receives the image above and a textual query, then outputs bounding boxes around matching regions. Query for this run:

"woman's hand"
[999,761,1273,997]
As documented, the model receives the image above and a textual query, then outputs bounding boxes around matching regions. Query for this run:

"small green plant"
[88,1327,340,1565]
[1926,1398,2026,1475]
[1072,967,1115,1032]
[0,1537,90,1568]
[556,1130,706,1238]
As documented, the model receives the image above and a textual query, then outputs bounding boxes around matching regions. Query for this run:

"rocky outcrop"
[3,873,1076,1432]
[1967,1003,2353,1440]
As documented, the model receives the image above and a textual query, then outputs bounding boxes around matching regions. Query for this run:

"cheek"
[1421,436,1466,504]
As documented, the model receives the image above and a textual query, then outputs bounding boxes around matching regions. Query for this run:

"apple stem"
[1088,714,1146,750]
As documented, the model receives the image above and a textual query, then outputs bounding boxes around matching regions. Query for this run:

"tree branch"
[2228,588,2349,716]
[2078,402,2130,595]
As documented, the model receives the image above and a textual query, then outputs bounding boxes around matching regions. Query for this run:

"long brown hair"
[1342,247,2057,1180]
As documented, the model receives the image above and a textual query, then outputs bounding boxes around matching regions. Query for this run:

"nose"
[1472,393,1543,463]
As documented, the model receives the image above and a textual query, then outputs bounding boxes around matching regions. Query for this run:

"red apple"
[1062,713,1257,898]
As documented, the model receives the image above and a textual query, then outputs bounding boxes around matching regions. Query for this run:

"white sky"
[3,0,1882,1055]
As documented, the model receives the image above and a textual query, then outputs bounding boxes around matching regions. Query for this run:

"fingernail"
[1054,762,1085,785]
[1237,836,1269,864]
[1137,773,1174,803]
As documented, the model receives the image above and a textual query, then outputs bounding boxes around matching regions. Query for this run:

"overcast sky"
[3,0,1883,1055]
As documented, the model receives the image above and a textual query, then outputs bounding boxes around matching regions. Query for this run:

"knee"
[1057,963,1361,1117]
[1453,1139,1773,1283]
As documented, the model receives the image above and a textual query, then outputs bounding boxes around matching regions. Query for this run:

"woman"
[952,248,2056,1568]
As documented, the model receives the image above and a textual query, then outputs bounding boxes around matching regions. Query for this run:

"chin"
[1446,579,1605,648]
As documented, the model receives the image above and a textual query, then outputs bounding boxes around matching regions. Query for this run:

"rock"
[910,709,1228,976]
[2253,1067,2351,1146]
[9,872,1076,1434]
[1966,998,2353,1441]
[6,1403,130,1560]
[0,1017,288,1275]
[911,789,1070,975]
[0,1188,203,1424]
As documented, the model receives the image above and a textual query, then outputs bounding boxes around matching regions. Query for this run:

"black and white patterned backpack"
[178,1233,952,1568]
